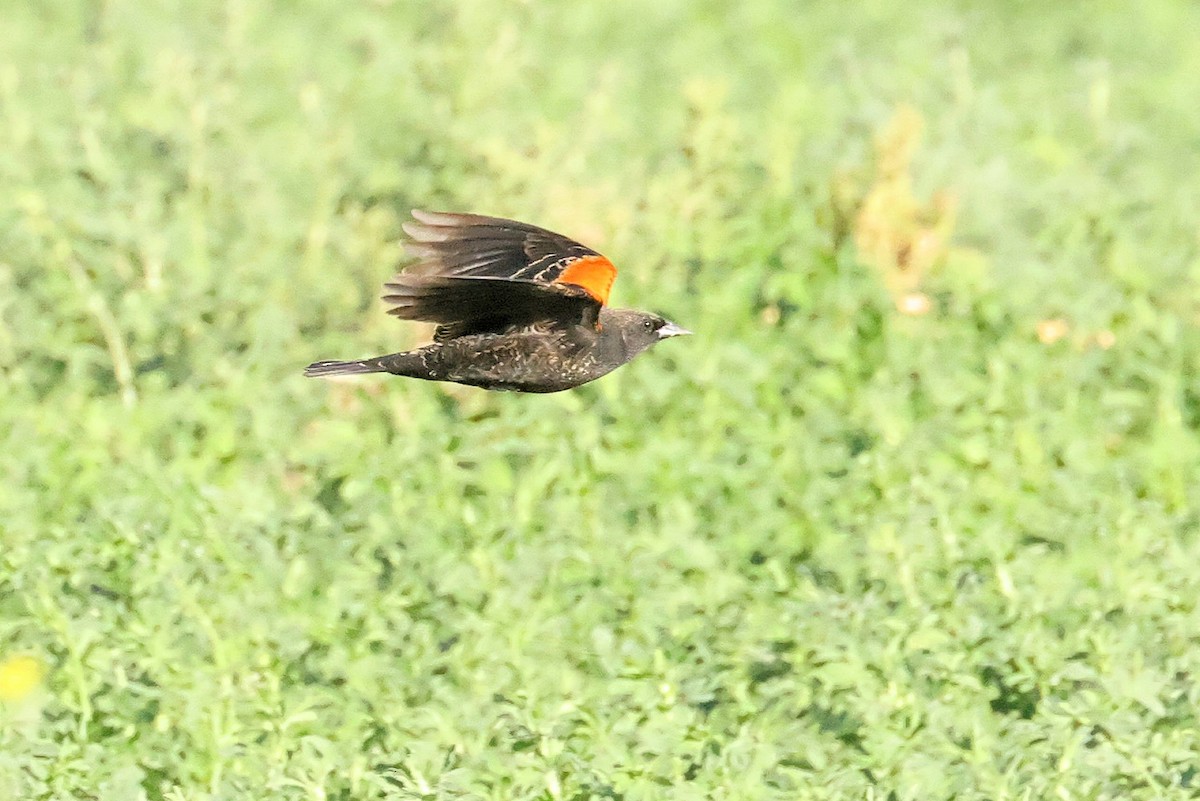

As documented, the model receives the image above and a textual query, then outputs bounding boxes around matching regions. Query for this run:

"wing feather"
[381,211,618,339]
[399,210,617,304]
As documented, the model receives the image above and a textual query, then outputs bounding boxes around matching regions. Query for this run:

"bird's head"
[600,308,691,359]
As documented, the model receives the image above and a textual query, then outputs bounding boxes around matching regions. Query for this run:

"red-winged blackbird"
[305,210,689,393]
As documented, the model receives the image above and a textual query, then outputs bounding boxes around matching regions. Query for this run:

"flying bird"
[305,210,690,392]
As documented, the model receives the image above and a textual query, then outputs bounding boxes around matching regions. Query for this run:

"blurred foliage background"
[1,1,1199,799]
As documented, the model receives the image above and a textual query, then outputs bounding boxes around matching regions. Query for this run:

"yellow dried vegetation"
[846,105,959,314]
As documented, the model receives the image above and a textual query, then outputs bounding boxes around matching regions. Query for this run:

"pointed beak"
[657,321,692,339]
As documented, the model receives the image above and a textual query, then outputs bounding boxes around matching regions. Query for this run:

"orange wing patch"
[555,255,616,305]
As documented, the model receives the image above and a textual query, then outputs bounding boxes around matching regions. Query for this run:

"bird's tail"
[304,357,391,378]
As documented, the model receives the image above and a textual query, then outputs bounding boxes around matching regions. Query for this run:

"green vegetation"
[3,1,1199,798]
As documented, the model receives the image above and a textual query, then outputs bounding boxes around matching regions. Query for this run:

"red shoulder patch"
[555,255,616,305]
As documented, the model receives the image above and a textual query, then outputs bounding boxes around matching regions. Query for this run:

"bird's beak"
[657,321,692,339]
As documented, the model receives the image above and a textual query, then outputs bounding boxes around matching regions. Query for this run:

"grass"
[2,1,1200,798]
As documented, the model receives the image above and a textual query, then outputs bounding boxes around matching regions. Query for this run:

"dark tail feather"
[304,358,388,378]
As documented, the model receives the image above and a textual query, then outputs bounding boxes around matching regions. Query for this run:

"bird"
[305,210,690,393]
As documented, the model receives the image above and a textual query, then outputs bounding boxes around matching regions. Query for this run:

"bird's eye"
[644,319,655,331]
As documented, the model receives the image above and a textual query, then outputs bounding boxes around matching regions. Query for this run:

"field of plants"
[2,2,1199,799]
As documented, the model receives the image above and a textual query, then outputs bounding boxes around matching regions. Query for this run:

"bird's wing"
[382,274,599,340]
[383,210,617,339]
[400,210,617,303]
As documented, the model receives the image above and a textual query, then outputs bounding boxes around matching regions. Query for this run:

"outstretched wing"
[400,210,617,305]
[382,210,618,340]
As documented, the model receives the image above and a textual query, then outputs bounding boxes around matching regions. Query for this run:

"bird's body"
[308,310,637,392]
[306,211,688,393]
